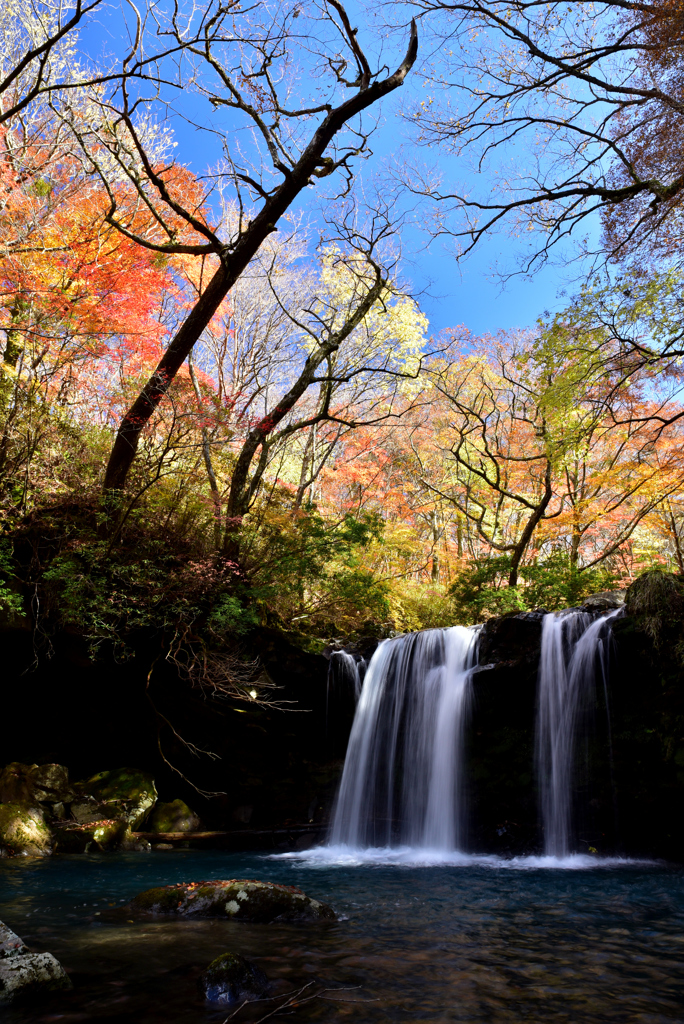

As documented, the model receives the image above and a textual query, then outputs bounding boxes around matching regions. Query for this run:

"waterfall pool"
[2,849,683,1022]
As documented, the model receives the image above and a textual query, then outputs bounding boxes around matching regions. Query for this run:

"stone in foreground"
[129,879,336,923]
[0,917,72,1004]
[0,952,72,1004]
[0,922,28,959]
[200,951,268,1004]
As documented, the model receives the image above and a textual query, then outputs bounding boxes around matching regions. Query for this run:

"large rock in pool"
[0,804,51,857]
[72,768,157,828]
[147,799,200,833]
[200,951,267,1004]
[129,879,336,923]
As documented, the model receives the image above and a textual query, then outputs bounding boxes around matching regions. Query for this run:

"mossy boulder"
[147,799,200,833]
[625,570,684,649]
[73,767,157,827]
[53,818,130,854]
[0,764,71,818]
[128,879,336,923]
[200,952,268,1005]
[0,804,51,857]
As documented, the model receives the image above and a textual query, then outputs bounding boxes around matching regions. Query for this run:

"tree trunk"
[223,274,386,547]
[102,22,418,495]
[188,354,222,549]
[507,460,553,587]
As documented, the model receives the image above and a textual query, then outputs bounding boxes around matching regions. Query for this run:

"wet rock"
[0,919,71,1004]
[477,611,545,668]
[72,767,157,828]
[52,818,130,853]
[129,879,336,923]
[0,951,72,1004]
[582,590,626,611]
[199,951,268,1005]
[624,570,684,648]
[0,803,52,857]
[69,796,104,825]
[0,922,28,958]
[147,799,200,833]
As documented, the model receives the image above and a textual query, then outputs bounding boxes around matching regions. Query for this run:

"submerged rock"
[0,919,71,1005]
[72,767,157,828]
[129,879,336,923]
[147,799,200,833]
[0,803,52,857]
[200,951,268,1005]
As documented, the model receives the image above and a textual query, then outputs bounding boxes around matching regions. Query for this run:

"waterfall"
[328,650,364,701]
[329,626,478,851]
[536,609,619,857]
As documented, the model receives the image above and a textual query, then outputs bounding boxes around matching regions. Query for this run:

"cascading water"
[536,608,620,857]
[328,650,365,701]
[329,626,478,851]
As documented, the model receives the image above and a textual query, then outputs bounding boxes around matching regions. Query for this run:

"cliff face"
[2,625,339,833]
[3,575,684,859]
[467,578,684,859]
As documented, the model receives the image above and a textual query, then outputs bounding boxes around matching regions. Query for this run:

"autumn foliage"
[3,1,684,643]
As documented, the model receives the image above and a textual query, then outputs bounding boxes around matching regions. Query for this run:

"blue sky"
[79,1,578,339]
[162,90,570,339]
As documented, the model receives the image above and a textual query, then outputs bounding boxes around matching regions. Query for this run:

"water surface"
[1,849,683,1022]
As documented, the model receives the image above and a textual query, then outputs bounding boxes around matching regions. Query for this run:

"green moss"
[0,803,51,856]
[147,799,199,833]
[201,951,267,1004]
[74,767,157,827]
[128,879,336,922]
[54,818,129,854]
[625,570,684,653]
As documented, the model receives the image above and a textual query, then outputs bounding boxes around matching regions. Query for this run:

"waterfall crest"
[328,650,364,701]
[329,626,478,851]
[536,609,619,857]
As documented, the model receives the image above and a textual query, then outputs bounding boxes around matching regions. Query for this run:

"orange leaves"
[0,122,218,427]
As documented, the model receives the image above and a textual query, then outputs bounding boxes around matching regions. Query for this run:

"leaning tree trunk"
[102,23,418,495]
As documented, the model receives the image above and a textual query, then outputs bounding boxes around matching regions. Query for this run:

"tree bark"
[222,273,386,556]
[507,460,553,587]
[102,20,418,494]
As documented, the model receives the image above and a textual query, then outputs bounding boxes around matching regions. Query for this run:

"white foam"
[270,844,656,870]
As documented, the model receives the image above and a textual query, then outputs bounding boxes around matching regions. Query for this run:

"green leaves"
[450,553,620,622]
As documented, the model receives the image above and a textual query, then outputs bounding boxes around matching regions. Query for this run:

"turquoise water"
[1,849,683,1022]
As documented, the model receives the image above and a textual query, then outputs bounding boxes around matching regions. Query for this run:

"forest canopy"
[2,0,684,652]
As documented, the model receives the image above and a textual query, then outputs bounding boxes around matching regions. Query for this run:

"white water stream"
[328,626,478,851]
[536,609,620,857]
